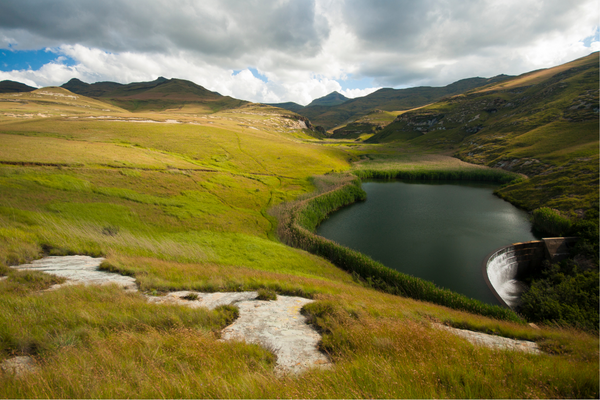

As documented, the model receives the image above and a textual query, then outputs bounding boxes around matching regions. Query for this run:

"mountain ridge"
[61,77,246,112]
[272,75,514,130]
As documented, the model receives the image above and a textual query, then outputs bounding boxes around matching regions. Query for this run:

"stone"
[11,255,136,291]
[433,323,541,354]
[1,356,38,377]
[220,295,331,375]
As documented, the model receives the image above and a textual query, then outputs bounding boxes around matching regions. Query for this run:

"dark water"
[316,181,538,305]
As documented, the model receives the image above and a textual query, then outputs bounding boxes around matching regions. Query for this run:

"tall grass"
[275,174,523,322]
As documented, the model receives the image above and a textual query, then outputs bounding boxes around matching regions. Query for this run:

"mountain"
[367,52,599,213]
[62,78,127,97]
[281,75,513,130]
[307,91,349,107]
[0,80,37,93]
[62,77,248,112]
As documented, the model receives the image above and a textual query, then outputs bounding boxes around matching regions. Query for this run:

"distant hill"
[263,101,304,114]
[0,80,36,93]
[277,75,513,130]
[62,77,248,112]
[307,91,349,107]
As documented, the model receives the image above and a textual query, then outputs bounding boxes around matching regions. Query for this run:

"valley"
[0,53,597,398]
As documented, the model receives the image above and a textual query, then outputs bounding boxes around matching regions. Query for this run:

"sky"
[0,0,598,105]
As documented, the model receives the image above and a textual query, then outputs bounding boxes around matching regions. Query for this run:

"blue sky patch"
[0,49,76,71]
[233,67,269,83]
[339,76,375,91]
[582,27,599,47]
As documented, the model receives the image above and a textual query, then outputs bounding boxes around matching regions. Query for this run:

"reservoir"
[316,181,538,305]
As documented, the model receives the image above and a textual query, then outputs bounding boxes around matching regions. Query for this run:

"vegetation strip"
[277,174,522,322]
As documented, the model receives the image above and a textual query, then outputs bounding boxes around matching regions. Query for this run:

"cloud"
[0,0,597,103]
[0,0,329,59]
[337,0,599,87]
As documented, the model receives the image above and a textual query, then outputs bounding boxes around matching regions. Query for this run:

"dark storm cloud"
[0,0,329,58]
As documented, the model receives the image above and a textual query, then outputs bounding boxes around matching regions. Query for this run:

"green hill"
[0,56,597,398]
[367,52,599,213]
[62,77,248,113]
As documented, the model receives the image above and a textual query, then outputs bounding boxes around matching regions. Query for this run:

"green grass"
[0,87,597,398]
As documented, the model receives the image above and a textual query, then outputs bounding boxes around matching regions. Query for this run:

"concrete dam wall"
[483,238,576,309]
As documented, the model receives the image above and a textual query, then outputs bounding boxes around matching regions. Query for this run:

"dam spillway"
[483,238,577,309]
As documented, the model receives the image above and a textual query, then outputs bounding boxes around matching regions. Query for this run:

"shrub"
[532,207,572,237]
[256,288,277,301]
[520,260,599,331]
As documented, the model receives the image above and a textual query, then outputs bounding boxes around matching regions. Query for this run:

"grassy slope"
[367,52,599,213]
[329,109,399,140]
[0,88,597,398]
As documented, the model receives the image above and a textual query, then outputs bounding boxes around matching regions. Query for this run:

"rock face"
[9,255,542,377]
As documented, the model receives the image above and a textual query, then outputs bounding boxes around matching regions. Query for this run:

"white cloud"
[0,0,597,103]
[340,87,381,99]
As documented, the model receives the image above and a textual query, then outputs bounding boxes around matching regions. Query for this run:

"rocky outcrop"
[394,111,445,133]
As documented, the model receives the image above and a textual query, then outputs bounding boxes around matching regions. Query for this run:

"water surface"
[316,181,538,305]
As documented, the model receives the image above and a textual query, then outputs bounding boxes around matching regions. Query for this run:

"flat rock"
[221,295,331,375]
[150,291,331,374]
[1,356,38,377]
[11,255,136,291]
[147,291,258,309]
[433,323,541,354]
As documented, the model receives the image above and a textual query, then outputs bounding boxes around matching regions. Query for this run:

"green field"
[0,73,598,399]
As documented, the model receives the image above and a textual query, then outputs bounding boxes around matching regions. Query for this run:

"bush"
[256,288,277,301]
[532,207,572,237]
[520,260,599,331]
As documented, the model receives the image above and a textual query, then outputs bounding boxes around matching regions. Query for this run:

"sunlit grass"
[0,93,597,398]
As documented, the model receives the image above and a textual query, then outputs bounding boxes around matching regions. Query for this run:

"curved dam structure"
[483,238,577,309]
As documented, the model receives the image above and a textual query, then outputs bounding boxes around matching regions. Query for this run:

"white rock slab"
[221,295,331,375]
[433,323,541,354]
[10,255,137,291]
[149,291,331,374]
